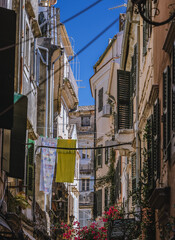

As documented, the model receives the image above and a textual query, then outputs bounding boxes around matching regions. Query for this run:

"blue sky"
[56,0,126,106]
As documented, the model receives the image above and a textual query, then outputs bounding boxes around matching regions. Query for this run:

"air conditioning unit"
[102,104,111,117]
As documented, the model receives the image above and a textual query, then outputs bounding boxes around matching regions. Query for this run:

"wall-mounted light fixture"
[131,0,175,26]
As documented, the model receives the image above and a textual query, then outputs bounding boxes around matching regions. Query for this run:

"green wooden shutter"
[131,154,136,205]
[133,44,137,93]
[97,145,103,168]
[153,99,160,180]
[114,112,118,133]
[105,187,108,209]
[27,139,34,196]
[172,43,175,131]
[105,147,108,164]
[163,66,171,161]
[98,88,103,112]
[97,189,102,216]
[117,70,131,129]
[147,116,154,190]
[172,89,175,132]
[115,156,121,200]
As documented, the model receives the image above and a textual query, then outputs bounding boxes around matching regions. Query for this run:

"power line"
[0,16,120,118]
[0,0,103,52]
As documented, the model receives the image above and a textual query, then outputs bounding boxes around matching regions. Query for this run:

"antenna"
[108,4,127,10]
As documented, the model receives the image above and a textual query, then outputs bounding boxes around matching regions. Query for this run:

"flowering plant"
[102,205,121,223]
[53,221,107,240]
[75,222,107,240]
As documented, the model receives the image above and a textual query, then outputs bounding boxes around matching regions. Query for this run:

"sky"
[55,0,127,106]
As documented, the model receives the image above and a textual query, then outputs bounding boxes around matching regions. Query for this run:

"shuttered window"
[146,116,154,190]
[96,145,103,168]
[143,0,152,56]
[153,99,160,180]
[105,147,111,164]
[131,44,137,94]
[27,139,34,196]
[172,42,175,131]
[163,67,171,161]
[97,189,102,216]
[98,88,103,112]
[131,154,136,205]
[117,70,132,129]
[115,156,121,200]
[105,187,109,209]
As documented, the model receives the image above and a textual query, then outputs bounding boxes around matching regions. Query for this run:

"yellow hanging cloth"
[56,139,76,183]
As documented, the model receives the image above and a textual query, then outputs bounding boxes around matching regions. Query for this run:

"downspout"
[136,24,140,186]
[33,39,36,81]
[38,46,49,138]
[18,0,24,93]
[51,51,63,138]
[93,88,97,220]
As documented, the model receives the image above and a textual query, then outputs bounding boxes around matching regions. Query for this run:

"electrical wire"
[0,0,103,52]
[0,16,120,118]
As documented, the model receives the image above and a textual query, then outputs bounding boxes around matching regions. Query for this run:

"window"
[172,42,175,132]
[81,179,90,191]
[115,156,121,200]
[24,24,30,67]
[105,147,110,164]
[105,187,109,209]
[27,139,34,196]
[131,154,136,205]
[96,145,103,168]
[96,189,102,216]
[117,70,132,130]
[163,67,171,161]
[98,88,103,112]
[81,116,90,126]
[143,0,152,56]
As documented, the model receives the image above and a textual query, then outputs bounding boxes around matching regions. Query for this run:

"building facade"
[70,105,95,227]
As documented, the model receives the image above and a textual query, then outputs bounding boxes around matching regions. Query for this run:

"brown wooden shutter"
[117,70,131,129]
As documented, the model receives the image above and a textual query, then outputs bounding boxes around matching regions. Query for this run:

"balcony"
[62,64,79,110]
[149,187,170,210]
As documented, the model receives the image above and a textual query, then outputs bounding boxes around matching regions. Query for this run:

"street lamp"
[69,215,75,224]
[131,0,175,26]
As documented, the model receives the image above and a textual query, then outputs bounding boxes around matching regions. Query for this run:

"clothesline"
[35,142,132,152]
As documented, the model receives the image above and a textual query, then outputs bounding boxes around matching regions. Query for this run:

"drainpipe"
[51,50,63,138]
[136,24,140,187]
[33,39,36,81]
[93,88,97,220]
[38,46,49,138]
[18,0,25,93]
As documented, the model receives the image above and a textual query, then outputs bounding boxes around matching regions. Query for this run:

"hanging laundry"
[56,139,76,183]
[39,137,57,194]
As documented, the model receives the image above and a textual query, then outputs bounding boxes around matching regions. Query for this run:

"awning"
[23,229,35,240]
[0,216,12,231]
